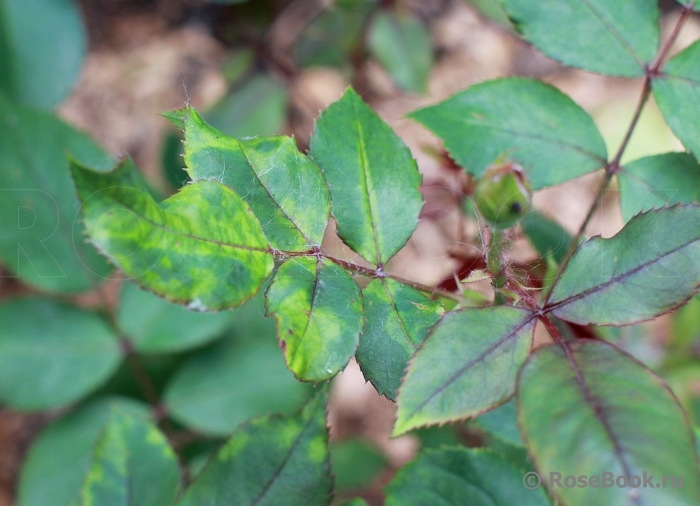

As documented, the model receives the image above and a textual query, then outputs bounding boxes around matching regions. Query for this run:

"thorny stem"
[486,228,508,305]
[274,247,468,303]
[544,6,694,305]
[539,314,563,343]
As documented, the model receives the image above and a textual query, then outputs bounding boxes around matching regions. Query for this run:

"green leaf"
[384,447,550,505]
[409,78,607,189]
[310,87,424,265]
[117,281,234,353]
[17,397,150,506]
[467,0,510,25]
[331,438,387,490]
[357,278,443,399]
[178,389,331,506]
[81,410,180,506]
[545,205,700,325]
[520,211,572,264]
[265,257,363,381]
[0,297,122,410]
[368,10,433,93]
[652,40,700,161]
[394,306,537,435]
[472,398,524,448]
[498,0,658,77]
[670,293,700,355]
[294,1,375,68]
[205,74,287,138]
[161,108,186,131]
[666,364,700,425]
[70,158,274,310]
[676,0,700,12]
[163,336,310,436]
[0,0,86,107]
[161,131,188,189]
[618,153,700,222]
[518,339,700,505]
[0,94,113,292]
[183,107,330,251]
[342,500,369,506]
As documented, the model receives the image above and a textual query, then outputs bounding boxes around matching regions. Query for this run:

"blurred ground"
[1,1,699,504]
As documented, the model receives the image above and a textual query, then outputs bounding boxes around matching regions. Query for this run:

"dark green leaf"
[467,0,510,24]
[205,74,287,138]
[70,158,274,310]
[520,211,572,264]
[117,281,234,353]
[545,205,700,325]
[161,131,188,189]
[294,1,375,68]
[178,389,331,506]
[0,94,113,292]
[310,87,424,265]
[342,500,369,506]
[17,397,150,506]
[652,40,700,161]
[0,297,122,410]
[0,0,86,107]
[357,278,443,399]
[183,107,331,251]
[518,339,700,505]
[81,410,181,506]
[368,11,432,93]
[265,257,363,381]
[331,438,387,490]
[413,425,462,450]
[409,78,607,189]
[618,153,700,222]
[669,294,700,354]
[498,0,658,77]
[472,398,524,448]
[666,365,700,425]
[384,447,550,505]
[394,306,537,435]
[163,336,310,436]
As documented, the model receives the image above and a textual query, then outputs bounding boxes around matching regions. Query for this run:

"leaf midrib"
[92,186,270,255]
[579,0,648,70]
[545,237,699,311]
[453,120,607,165]
[238,143,314,246]
[558,342,641,505]
[401,311,536,423]
[249,410,320,506]
[295,257,323,375]
[352,96,383,266]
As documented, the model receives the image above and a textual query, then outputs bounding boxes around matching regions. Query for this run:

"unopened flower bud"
[474,162,532,229]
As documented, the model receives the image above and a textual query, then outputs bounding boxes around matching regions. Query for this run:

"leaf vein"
[545,239,698,312]
[403,312,536,422]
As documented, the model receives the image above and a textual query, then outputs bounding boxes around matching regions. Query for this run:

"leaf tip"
[160,106,189,131]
